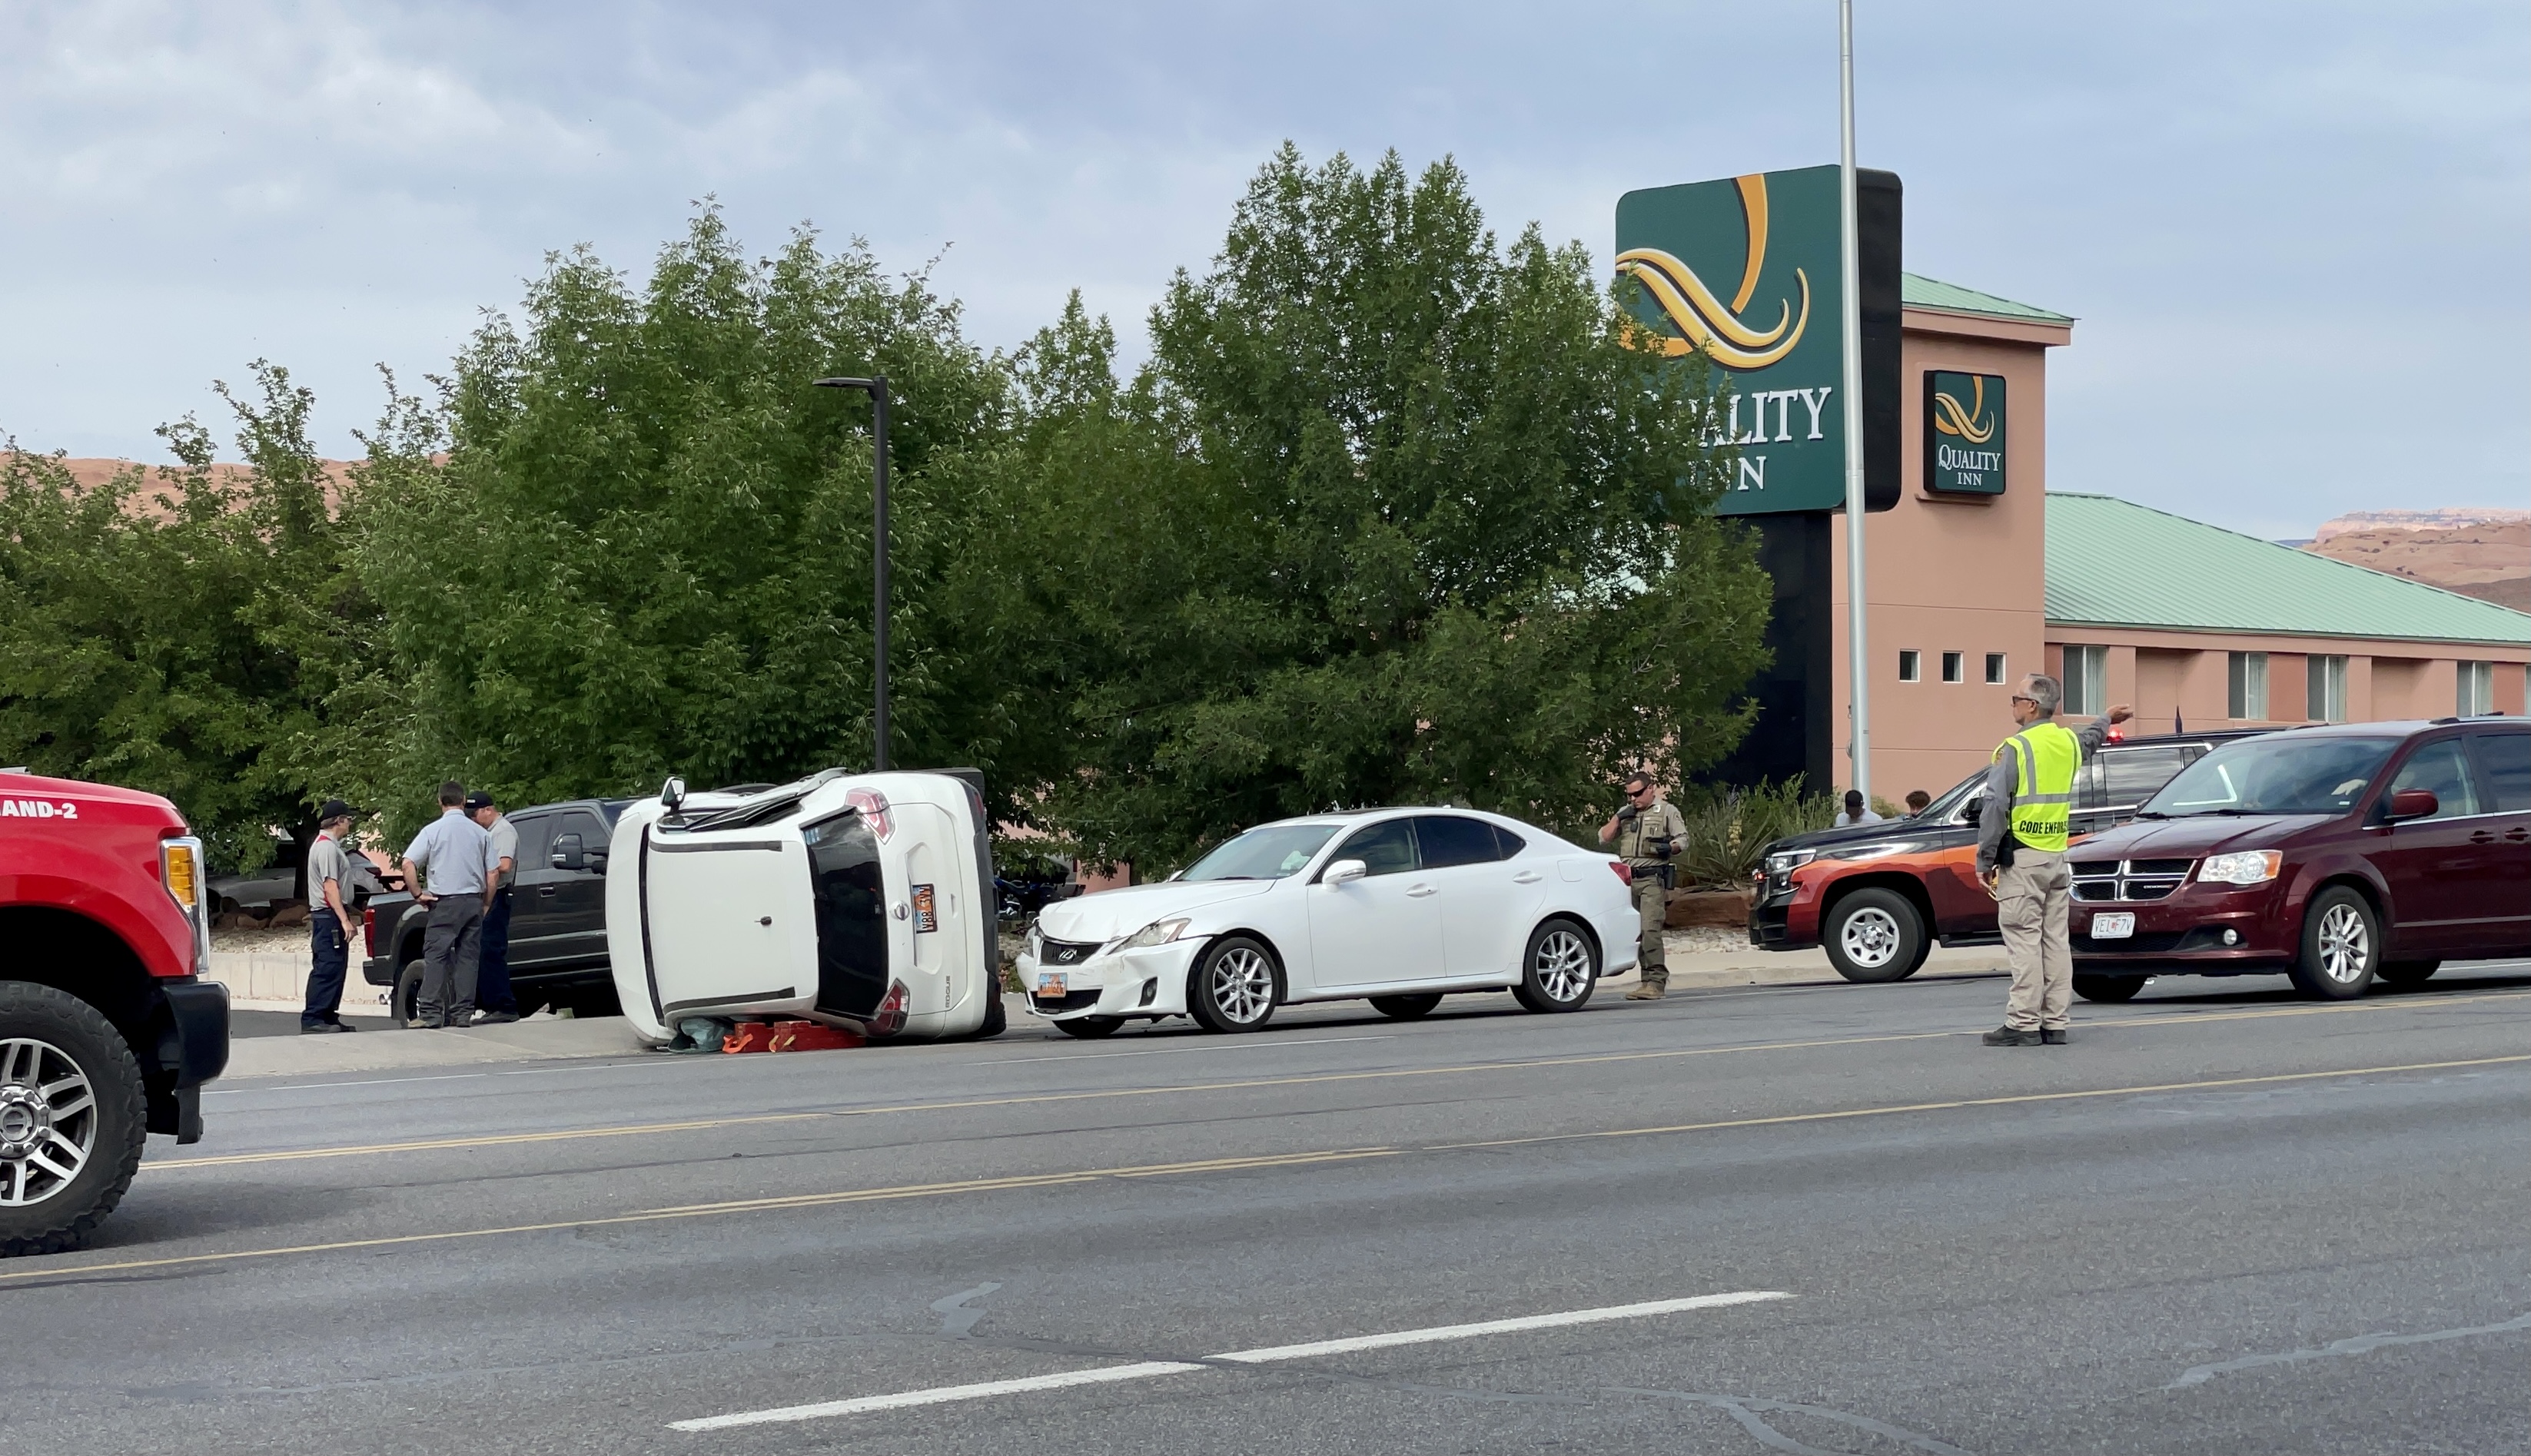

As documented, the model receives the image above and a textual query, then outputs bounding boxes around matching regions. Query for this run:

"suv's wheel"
[1053,1015,1123,1040]
[0,983,148,1258]
[2378,959,2440,987]
[1369,993,1443,1020]
[2288,887,2379,1000]
[2072,973,2147,1003]
[1823,889,1925,983]
[1512,919,1597,1013]
[1187,937,1280,1033]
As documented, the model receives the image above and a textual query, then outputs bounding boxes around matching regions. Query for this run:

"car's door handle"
[1512,871,1543,884]
[2508,828,2529,841]
[539,885,560,897]
[2470,831,2496,844]
[1406,884,1437,897]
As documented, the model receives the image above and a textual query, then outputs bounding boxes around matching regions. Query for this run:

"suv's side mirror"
[659,776,686,812]
[551,833,586,871]
[584,847,609,877]
[1323,858,1368,886]
[2384,788,2439,821]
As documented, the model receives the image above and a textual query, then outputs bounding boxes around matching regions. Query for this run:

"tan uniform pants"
[1997,848,2071,1031]
[1632,874,1668,987]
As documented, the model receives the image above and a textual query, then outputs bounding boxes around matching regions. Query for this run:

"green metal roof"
[1902,273,2074,323]
[2046,493,2531,647]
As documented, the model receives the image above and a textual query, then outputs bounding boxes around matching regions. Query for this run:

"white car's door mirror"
[1323,858,1368,885]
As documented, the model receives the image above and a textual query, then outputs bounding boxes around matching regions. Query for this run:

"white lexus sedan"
[1018,808,1638,1036]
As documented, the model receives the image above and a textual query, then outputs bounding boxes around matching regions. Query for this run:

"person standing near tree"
[1599,771,1687,1001]
[1978,675,2131,1046]
[466,791,522,1025]
[299,799,363,1035]
[402,780,496,1030]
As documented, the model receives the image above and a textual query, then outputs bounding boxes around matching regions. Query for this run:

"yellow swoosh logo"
[1615,174,1807,370]
[1931,376,1994,443]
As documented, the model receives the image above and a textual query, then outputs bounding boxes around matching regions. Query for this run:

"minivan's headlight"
[1120,917,1191,950]
[2197,851,2283,886]
[1763,849,1816,877]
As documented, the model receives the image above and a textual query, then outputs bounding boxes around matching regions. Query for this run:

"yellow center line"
[145,989,2531,1172]
[22,1053,2526,1287]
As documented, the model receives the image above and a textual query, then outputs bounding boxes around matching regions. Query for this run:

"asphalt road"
[13,965,2529,1456]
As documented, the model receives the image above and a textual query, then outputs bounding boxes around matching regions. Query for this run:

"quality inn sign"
[1616,164,1902,516]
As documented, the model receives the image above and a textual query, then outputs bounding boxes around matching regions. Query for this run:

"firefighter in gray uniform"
[1599,771,1687,1000]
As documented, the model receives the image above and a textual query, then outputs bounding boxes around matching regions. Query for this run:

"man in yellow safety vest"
[1977,673,2131,1046]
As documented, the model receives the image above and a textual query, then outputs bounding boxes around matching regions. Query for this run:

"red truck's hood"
[2071,813,2330,861]
[1,770,188,827]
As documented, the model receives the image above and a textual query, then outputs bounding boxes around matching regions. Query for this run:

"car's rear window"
[2143,735,2400,818]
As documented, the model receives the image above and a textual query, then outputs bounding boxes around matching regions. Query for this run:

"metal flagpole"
[1837,0,1872,806]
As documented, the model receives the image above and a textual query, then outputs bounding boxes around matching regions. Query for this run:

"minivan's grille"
[2071,859,2195,902]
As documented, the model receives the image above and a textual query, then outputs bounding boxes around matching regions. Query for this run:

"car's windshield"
[2141,735,2399,818]
[1181,823,1344,881]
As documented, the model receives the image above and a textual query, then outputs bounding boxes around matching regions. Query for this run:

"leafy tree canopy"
[1007,146,1771,868]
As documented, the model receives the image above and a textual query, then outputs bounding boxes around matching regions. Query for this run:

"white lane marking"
[672,1289,1791,1431]
[972,1035,1397,1066]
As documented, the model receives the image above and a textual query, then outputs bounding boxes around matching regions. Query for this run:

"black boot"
[1981,1026,2041,1046]
[2041,1029,2069,1046]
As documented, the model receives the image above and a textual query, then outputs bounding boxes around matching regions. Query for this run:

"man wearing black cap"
[467,791,523,1025]
[301,799,363,1033]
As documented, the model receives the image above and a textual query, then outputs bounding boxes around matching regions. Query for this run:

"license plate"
[2092,912,2135,940]
[1035,973,1067,997]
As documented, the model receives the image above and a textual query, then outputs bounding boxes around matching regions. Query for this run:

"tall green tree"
[353,209,1036,829]
[1008,146,1772,869]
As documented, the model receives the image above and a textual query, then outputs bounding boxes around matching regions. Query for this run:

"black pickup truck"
[361,798,632,1023]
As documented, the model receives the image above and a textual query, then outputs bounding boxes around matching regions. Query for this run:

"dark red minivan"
[2066,718,2530,1001]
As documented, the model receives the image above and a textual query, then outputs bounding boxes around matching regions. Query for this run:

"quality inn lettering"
[1616,164,1852,515]
[1924,370,2006,495]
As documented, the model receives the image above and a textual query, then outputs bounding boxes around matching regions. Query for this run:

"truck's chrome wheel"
[0,1038,95,1208]
[1207,947,1276,1025]
[1840,907,1902,969]
[1532,930,1593,1003]
[2316,903,2370,984]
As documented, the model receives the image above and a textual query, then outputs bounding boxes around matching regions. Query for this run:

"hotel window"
[2457,661,2494,715]
[2061,645,2107,715]
[1985,652,2008,685]
[2307,655,2348,722]
[1941,651,1965,684]
[1898,650,1922,682]
[2227,652,2269,720]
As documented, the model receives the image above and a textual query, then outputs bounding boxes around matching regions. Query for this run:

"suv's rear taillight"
[869,979,910,1037]
[1609,861,1632,886]
[362,906,378,957]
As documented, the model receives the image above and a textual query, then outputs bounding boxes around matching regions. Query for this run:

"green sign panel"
[1615,164,1901,516]
[1924,370,2005,494]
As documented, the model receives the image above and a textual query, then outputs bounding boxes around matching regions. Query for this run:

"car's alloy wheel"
[2287,887,2377,1000]
[0,1037,95,1209]
[1513,919,1597,1013]
[1188,937,1279,1033]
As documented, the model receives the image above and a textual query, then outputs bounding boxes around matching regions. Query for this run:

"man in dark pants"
[400,780,496,1029]
[300,799,363,1034]
[467,791,522,1023]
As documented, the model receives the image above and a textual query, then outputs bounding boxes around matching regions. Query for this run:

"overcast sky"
[3,1,2523,539]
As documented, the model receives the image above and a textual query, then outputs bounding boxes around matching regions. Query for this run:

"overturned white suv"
[606,769,1005,1043]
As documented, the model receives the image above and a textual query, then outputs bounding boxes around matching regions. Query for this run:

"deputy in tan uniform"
[1599,771,1687,1000]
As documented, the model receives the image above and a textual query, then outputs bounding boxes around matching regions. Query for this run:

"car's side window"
[1491,824,1527,858]
[1331,820,1418,877]
[1413,815,1502,869]
[510,814,553,874]
[2386,740,2482,819]
[2072,758,2109,811]
[2467,731,2530,813]
[2098,747,2186,809]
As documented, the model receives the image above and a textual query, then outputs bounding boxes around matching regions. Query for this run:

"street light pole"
[1836,0,1872,808]
[812,374,892,771]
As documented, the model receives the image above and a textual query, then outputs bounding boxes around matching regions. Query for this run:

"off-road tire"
[1823,889,1925,983]
[1052,1015,1123,1040]
[1187,936,1280,1033]
[1512,918,1598,1013]
[2287,886,2378,1000]
[1368,993,1444,1020]
[2378,959,2440,987]
[2072,973,2147,1003]
[0,983,148,1258]
[394,959,427,1027]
